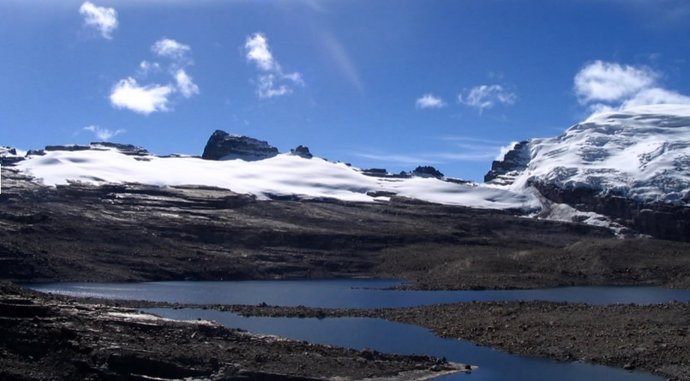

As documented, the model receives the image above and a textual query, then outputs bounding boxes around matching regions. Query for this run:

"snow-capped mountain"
[504,104,690,203]
[488,104,690,240]
[5,104,689,240]
[12,142,538,211]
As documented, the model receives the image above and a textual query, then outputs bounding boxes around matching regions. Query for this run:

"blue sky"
[2,0,690,181]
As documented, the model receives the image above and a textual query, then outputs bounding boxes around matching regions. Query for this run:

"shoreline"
[52,294,688,381]
[0,282,468,381]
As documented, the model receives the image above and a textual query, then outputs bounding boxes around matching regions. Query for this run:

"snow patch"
[509,104,690,204]
[16,146,539,211]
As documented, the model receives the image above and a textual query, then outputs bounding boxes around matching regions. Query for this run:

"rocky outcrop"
[484,141,530,185]
[531,180,690,241]
[290,145,313,159]
[362,168,389,177]
[92,142,150,156]
[202,130,279,161]
[412,166,444,179]
[0,147,23,166]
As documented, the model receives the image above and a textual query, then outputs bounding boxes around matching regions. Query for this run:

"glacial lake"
[29,279,689,381]
[27,279,690,307]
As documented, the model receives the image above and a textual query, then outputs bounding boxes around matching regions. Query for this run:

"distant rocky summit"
[202,130,279,161]
[484,141,530,185]
[412,166,444,179]
[290,145,313,159]
[0,146,23,165]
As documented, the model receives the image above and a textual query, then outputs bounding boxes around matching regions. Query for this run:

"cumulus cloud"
[622,87,690,108]
[174,69,199,98]
[416,94,446,109]
[458,85,516,113]
[83,125,125,141]
[574,60,690,112]
[110,38,199,115]
[152,38,191,61]
[79,1,118,39]
[245,33,276,71]
[245,33,304,99]
[574,61,657,104]
[109,77,174,115]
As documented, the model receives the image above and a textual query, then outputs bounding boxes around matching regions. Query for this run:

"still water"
[29,279,684,381]
[28,279,690,308]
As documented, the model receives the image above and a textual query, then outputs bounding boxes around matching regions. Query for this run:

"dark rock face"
[202,130,279,161]
[445,177,471,185]
[290,145,313,159]
[484,141,531,185]
[0,147,23,166]
[412,166,444,179]
[362,168,389,177]
[92,142,150,156]
[45,145,91,152]
[532,180,690,242]
[1,147,17,156]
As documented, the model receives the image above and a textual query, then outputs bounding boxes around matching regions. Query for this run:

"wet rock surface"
[0,282,463,381]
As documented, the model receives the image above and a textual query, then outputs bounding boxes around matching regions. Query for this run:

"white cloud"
[622,87,690,108]
[83,125,125,141]
[458,85,516,113]
[245,33,276,71]
[152,38,191,60]
[174,69,199,98]
[245,32,304,99]
[574,60,657,104]
[110,38,199,115]
[79,1,118,39]
[139,60,161,74]
[416,94,446,109]
[109,77,174,115]
[574,60,690,114]
[257,74,291,99]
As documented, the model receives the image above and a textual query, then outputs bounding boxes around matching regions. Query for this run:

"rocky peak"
[0,146,23,166]
[290,145,313,159]
[412,166,444,179]
[201,130,279,161]
[0,147,17,156]
[484,141,531,185]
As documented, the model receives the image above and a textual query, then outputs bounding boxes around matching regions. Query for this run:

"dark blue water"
[28,279,690,308]
[28,280,682,381]
[145,308,662,381]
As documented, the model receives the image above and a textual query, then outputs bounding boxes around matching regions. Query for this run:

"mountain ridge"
[3,104,689,240]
